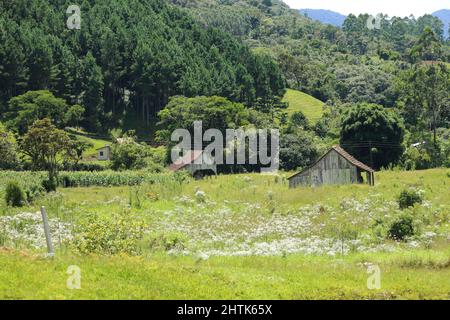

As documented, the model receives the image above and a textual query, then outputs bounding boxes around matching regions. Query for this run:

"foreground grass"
[0,169,448,299]
[282,89,325,124]
[0,248,448,300]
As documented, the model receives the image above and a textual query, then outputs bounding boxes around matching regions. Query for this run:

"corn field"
[0,171,180,189]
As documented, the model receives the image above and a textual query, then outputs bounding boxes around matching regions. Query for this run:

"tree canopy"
[340,103,405,169]
[0,0,286,133]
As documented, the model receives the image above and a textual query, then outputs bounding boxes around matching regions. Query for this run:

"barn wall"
[289,150,359,188]
[186,153,217,175]
[186,163,217,174]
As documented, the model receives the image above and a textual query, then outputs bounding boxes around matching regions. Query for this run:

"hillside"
[67,129,112,160]
[174,0,450,105]
[0,0,285,132]
[282,89,324,124]
[298,9,346,27]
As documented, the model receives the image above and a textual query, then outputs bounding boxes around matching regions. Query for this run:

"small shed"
[168,150,217,179]
[288,145,375,188]
[97,145,111,161]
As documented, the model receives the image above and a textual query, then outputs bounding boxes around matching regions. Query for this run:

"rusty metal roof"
[288,145,374,180]
[168,150,203,172]
[331,145,374,173]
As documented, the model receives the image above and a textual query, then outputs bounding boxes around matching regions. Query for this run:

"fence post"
[40,206,54,257]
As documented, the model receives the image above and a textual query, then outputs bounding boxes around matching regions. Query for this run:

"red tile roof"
[168,150,203,172]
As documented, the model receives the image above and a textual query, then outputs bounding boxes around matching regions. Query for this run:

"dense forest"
[171,0,450,169]
[0,0,285,131]
[0,0,449,172]
[174,0,449,102]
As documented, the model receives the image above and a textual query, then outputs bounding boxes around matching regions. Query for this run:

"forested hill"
[0,0,285,131]
[174,0,449,104]
[0,0,449,136]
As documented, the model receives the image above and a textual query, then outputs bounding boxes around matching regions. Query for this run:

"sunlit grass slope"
[282,89,325,124]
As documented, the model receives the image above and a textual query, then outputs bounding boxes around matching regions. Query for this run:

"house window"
[100,151,104,157]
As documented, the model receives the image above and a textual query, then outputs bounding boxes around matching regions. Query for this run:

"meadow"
[0,169,449,299]
[282,89,325,124]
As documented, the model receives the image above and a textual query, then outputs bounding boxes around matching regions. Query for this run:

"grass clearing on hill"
[282,89,325,124]
[65,128,112,160]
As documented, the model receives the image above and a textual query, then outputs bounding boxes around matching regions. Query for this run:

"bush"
[72,213,146,255]
[401,147,433,170]
[110,132,150,170]
[24,184,45,203]
[61,162,106,172]
[42,177,57,192]
[174,170,192,184]
[279,130,318,171]
[398,188,423,209]
[388,215,415,241]
[0,123,20,170]
[145,232,187,252]
[0,172,45,203]
[5,181,26,207]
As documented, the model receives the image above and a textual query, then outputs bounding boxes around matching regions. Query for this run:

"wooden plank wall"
[289,150,359,188]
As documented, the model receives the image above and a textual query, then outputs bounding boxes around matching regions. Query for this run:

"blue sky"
[283,0,449,17]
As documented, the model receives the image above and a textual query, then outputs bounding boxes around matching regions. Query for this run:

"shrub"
[388,215,415,241]
[174,170,192,184]
[0,123,19,170]
[279,130,318,171]
[61,162,106,171]
[398,188,423,209]
[5,181,26,207]
[72,213,146,255]
[0,172,45,203]
[42,177,57,192]
[110,132,149,170]
[145,232,187,252]
[24,184,45,203]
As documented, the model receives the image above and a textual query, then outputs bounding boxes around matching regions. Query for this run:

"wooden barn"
[288,145,375,188]
[168,150,217,179]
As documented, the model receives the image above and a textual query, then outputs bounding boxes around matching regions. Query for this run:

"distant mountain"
[299,9,346,27]
[432,9,450,38]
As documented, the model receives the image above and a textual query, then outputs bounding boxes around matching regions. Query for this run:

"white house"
[97,145,111,161]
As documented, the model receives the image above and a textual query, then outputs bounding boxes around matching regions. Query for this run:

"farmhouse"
[168,150,217,179]
[288,145,375,188]
[97,145,111,161]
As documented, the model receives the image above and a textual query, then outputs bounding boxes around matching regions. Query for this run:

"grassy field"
[282,89,325,124]
[0,169,449,299]
[1,249,449,299]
